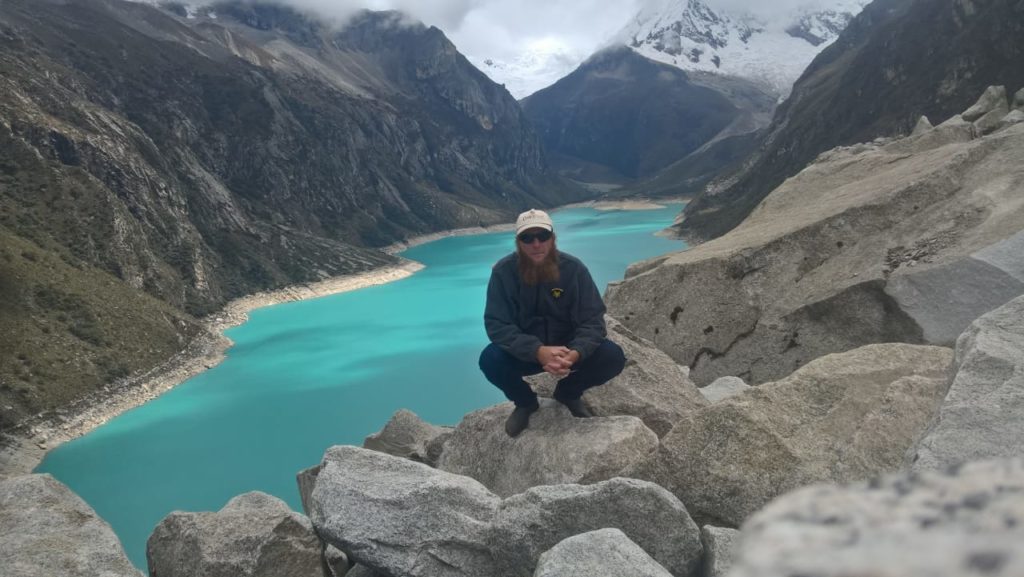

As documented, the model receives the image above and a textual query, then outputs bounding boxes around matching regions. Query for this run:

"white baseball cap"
[515,209,554,235]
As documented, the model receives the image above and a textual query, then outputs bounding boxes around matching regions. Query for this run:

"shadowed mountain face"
[0,0,582,431]
[678,0,1024,241]
[1,0,576,314]
[521,46,742,181]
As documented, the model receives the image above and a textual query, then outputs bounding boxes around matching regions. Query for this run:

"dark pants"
[478,340,626,408]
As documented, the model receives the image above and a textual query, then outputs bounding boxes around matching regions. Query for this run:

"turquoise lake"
[36,204,687,569]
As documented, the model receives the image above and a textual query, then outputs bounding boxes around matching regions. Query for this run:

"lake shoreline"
[0,200,686,477]
[0,259,424,477]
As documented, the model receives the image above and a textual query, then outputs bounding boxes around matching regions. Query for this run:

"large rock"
[963,85,1010,134]
[0,474,142,577]
[883,230,1024,346]
[436,399,658,497]
[529,316,708,437]
[624,343,954,526]
[608,98,1024,387]
[533,528,673,577]
[700,526,740,577]
[345,566,383,577]
[1000,109,1024,130]
[296,463,321,517]
[730,459,1024,577]
[147,491,322,577]
[308,447,703,577]
[310,446,501,577]
[908,294,1024,471]
[963,85,1008,120]
[700,376,750,403]
[363,408,452,466]
[489,478,702,577]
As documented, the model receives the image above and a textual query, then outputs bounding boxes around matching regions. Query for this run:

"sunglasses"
[517,230,553,244]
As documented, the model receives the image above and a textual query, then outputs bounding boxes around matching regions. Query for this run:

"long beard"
[517,242,560,286]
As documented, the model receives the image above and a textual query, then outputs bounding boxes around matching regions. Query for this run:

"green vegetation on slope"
[0,229,200,433]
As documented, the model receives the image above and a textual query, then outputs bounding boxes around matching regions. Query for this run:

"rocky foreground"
[3,88,1024,576]
[5,293,1024,576]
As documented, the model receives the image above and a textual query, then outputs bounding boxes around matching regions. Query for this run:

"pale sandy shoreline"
[562,198,686,211]
[0,259,424,477]
[0,201,687,477]
[382,223,515,254]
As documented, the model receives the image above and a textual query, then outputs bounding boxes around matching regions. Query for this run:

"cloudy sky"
[263,0,853,63]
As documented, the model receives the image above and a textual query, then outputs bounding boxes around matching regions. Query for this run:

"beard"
[517,240,560,286]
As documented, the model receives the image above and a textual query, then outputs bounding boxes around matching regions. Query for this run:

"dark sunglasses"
[517,229,553,244]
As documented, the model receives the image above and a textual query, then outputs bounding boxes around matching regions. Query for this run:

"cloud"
[181,0,860,70]
[202,0,641,61]
[246,0,482,31]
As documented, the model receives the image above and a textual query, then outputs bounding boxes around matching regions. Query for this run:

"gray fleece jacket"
[484,251,607,363]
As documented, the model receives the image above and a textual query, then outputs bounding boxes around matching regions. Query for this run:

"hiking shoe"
[556,397,594,418]
[505,403,539,437]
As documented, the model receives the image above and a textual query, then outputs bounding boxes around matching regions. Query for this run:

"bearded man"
[479,209,626,437]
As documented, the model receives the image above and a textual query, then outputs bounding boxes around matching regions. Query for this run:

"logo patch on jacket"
[550,288,564,299]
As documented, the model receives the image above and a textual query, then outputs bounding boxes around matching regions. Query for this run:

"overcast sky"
[240,0,859,62]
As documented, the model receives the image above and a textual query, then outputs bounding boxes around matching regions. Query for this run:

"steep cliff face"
[1,0,573,312]
[0,0,579,431]
[679,0,1024,241]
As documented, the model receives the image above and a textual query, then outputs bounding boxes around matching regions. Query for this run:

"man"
[479,209,626,437]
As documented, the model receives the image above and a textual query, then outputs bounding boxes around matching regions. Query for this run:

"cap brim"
[515,223,553,235]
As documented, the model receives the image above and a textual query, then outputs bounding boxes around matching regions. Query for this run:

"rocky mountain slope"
[520,46,767,183]
[607,87,1024,386]
[0,0,582,433]
[618,0,869,97]
[679,0,1024,241]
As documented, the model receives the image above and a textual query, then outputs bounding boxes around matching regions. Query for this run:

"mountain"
[618,0,870,97]
[468,44,587,100]
[676,0,1024,241]
[0,0,583,432]
[520,46,749,182]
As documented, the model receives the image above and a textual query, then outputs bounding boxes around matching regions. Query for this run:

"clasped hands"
[536,345,579,377]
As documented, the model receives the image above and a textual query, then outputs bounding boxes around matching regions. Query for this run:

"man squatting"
[479,209,627,437]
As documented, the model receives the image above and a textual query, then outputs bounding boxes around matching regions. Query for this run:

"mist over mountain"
[0,0,584,431]
[677,0,1024,241]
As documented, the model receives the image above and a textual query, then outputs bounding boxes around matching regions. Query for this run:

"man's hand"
[537,346,579,376]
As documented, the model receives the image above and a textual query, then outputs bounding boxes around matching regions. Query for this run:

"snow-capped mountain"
[617,0,870,97]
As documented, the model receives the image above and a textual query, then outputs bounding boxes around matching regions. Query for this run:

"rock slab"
[701,526,740,577]
[436,399,658,497]
[490,478,702,577]
[730,459,1024,577]
[0,473,142,577]
[147,491,322,577]
[311,445,501,577]
[608,94,1024,387]
[700,376,750,403]
[363,408,451,466]
[533,528,673,577]
[625,343,954,526]
[909,294,1024,471]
